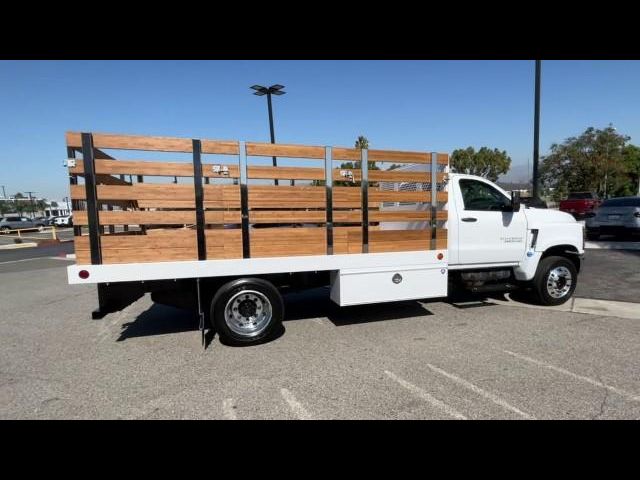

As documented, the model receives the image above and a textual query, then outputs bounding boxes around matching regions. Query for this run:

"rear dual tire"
[210,278,284,346]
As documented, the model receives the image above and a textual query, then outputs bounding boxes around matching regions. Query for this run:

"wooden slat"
[249,166,324,180]
[246,142,325,159]
[75,231,196,250]
[66,132,193,152]
[73,210,242,225]
[367,150,449,164]
[369,171,446,183]
[72,159,244,178]
[74,225,447,263]
[370,190,435,203]
[370,210,448,222]
[250,210,326,224]
[200,140,240,155]
[249,227,326,258]
[314,147,448,165]
[75,248,198,264]
[72,184,242,207]
[332,148,361,161]
[248,186,325,208]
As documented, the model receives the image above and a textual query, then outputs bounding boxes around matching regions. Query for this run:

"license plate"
[608,214,621,220]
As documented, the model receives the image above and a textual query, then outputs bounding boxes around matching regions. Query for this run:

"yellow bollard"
[17,229,21,239]
[52,224,57,240]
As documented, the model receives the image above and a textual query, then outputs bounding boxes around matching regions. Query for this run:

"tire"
[210,278,284,346]
[531,256,578,306]
[37,225,44,232]
[0,226,9,233]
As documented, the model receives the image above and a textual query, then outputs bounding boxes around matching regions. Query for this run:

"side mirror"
[510,190,521,212]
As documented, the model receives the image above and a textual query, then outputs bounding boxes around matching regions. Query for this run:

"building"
[44,200,71,218]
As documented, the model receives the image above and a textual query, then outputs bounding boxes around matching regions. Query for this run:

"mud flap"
[196,278,205,348]
[92,282,144,319]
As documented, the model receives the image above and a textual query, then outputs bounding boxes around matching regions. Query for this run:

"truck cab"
[446,174,584,304]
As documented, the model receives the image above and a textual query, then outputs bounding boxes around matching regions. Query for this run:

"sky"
[1,60,639,200]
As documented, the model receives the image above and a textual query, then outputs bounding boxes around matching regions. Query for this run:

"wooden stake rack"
[66,132,448,265]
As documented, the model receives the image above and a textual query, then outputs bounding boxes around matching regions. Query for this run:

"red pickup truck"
[559,192,601,218]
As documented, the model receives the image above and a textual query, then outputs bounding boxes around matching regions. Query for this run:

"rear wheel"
[0,226,9,233]
[531,256,577,306]
[211,278,284,346]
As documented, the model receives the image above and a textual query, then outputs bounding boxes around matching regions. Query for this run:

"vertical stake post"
[325,146,333,255]
[81,133,101,264]
[239,141,250,258]
[430,152,438,251]
[361,149,369,253]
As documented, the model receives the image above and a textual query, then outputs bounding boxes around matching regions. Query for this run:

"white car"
[54,215,73,227]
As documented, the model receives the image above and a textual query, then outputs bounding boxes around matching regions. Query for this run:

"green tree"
[450,147,511,182]
[355,135,369,150]
[539,125,631,200]
[313,135,379,186]
[622,144,640,196]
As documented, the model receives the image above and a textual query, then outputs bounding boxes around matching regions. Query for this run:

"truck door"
[455,178,527,264]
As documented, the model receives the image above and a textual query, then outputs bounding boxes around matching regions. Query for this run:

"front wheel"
[210,278,284,346]
[531,256,577,306]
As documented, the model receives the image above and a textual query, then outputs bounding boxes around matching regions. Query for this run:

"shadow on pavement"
[284,287,433,326]
[117,303,198,341]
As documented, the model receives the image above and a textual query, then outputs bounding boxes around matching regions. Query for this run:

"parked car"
[0,216,45,233]
[53,215,73,227]
[559,192,601,219]
[43,217,57,226]
[585,196,640,240]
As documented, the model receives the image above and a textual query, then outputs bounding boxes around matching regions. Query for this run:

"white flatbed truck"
[65,132,584,346]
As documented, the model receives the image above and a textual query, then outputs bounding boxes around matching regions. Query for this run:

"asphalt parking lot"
[1,247,639,420]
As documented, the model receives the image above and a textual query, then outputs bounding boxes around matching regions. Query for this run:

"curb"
[492,294,640,320]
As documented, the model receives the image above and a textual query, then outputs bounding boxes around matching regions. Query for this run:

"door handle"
[461,217,477,222]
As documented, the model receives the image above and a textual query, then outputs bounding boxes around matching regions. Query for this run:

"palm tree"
[354,136,369,150]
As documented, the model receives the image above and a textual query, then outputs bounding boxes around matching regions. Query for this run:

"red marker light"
[437,253,444,260]
[79,270,90,279]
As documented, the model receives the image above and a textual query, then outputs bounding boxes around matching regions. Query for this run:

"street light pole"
[532,60,541,200]
[1,185,6,199]
[251,84,286,186]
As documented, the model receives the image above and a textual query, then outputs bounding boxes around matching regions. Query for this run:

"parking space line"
[0,257,47,265]
[311,318,330,326]
[503,350,640,402]
[222,398,238,420]
[425,363,535,419]
[384,370,467,420]
[280,388,312,420]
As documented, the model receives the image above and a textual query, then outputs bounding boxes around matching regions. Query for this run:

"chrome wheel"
[224,290,272,338]
[546,266,572,299]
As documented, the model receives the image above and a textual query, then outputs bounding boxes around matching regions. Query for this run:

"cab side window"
[459,179,510,211]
